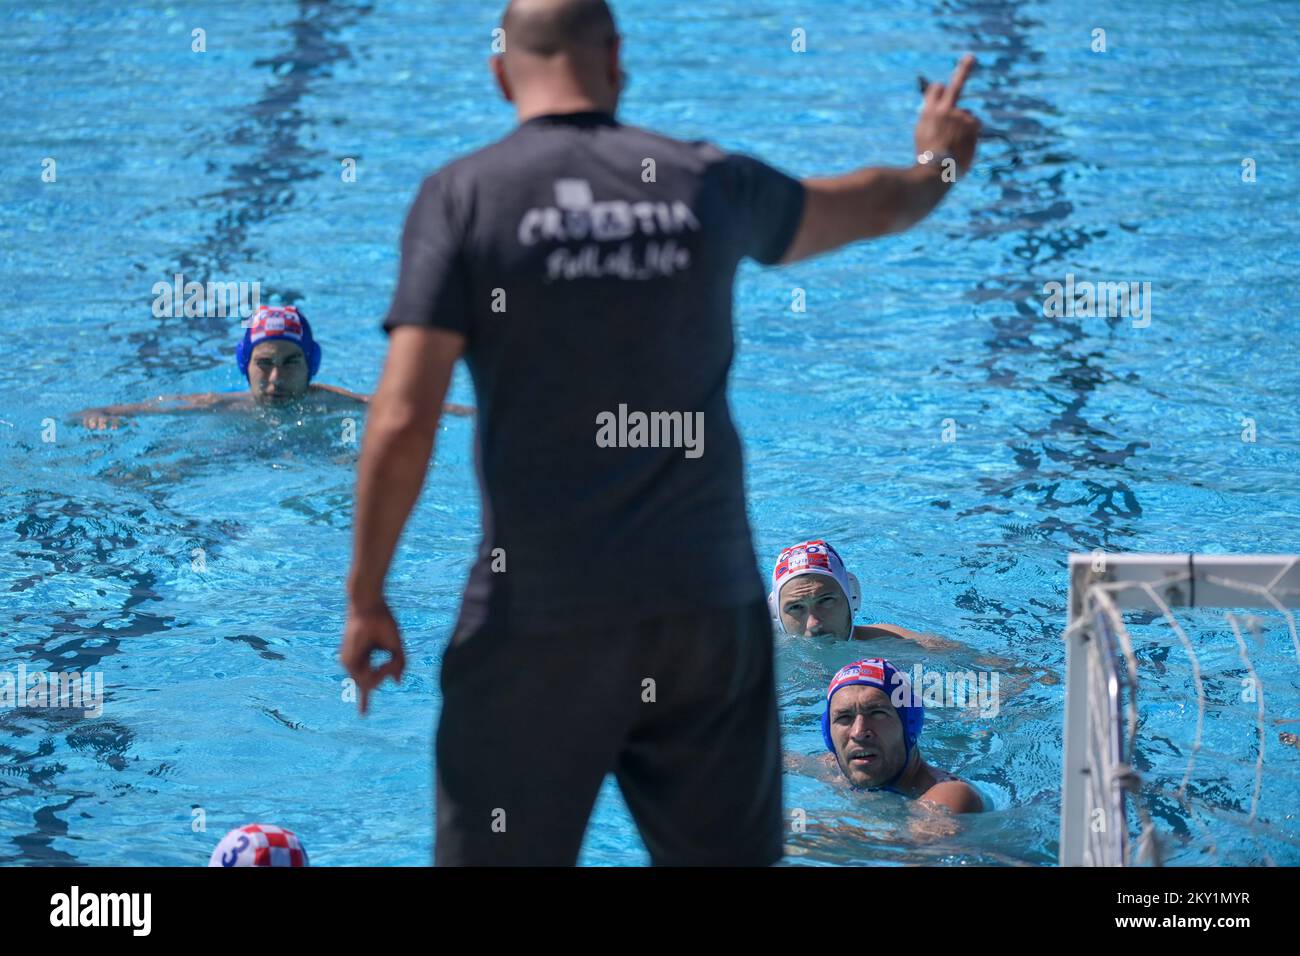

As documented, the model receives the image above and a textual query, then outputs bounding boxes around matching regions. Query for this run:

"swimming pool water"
[2,0,1298,865]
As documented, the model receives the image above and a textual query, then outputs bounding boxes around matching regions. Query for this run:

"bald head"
[493,0,623,120]
[502,0,617,57]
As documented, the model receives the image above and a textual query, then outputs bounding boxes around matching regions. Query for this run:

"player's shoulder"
[205,391,253,410]
[923,775,984,813]
[309,382,367,403]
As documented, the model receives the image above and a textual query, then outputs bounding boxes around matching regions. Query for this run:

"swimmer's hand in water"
[81,411,126,430]
[341,600,406,716]
[907,805,963,842]
[914,54,981,174]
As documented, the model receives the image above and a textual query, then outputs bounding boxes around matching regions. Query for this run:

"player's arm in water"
[782,751,982,814]
[309,382,370,403]
[263,382,474,415]
[779,55,980,265]
[852,621,1054,693]
[852,622,961,650]
[75,392,244,429]
[342,326,462,714]
[76,385,473,429]
[309,383,474,416]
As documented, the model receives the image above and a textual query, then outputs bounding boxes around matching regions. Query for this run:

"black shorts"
[434,596,783,866]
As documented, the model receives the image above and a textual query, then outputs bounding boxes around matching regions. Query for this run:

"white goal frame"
[1061,552,1300,866]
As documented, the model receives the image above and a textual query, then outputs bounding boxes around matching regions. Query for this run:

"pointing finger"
[943,54,976,107]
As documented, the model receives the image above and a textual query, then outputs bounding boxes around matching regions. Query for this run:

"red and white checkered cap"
[247,305,305,344]
[209,823,310,867]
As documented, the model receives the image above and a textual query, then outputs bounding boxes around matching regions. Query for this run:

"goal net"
[1061,553,1300,866]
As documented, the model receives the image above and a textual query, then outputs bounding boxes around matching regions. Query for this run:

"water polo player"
[77,304,473,428]
[823,657,983,813]
[769,539,947,645]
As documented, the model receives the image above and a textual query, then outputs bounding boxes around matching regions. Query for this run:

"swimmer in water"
[770,539,1061,702]
[822,657,983,813]
[77,304,473,429]
[769,539,955,646]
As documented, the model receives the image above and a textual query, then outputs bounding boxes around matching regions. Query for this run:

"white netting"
[1061,555,1300,866]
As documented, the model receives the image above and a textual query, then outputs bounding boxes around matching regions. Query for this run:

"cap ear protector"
[236,306,322,381]
[819,707,836,754]
[844,571,862,614]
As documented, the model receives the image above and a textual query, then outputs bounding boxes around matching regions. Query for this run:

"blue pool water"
[2,0,1298,865]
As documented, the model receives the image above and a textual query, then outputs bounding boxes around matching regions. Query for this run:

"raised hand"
[914,54,982,174]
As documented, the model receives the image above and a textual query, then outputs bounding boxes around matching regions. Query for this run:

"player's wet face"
[248,340,309,402]
[830,685,907,788]
[779,575,852,639]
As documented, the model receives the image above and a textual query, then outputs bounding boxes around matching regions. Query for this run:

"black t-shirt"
[384,110,805,630]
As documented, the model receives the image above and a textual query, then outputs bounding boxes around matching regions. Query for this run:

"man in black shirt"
[341,0,980,865]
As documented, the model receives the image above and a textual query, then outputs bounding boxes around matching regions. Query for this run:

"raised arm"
[780,55,981,265]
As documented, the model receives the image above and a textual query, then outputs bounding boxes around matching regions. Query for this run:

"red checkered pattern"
[248,306,305,343]
[827,659,888,700]
[240,824,309,867]
[773,539,835,580]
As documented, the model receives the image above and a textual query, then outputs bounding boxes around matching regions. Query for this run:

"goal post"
[1061,552,1300,866]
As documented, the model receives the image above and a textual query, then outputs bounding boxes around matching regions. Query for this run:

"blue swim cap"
[820,657,924,791]
[236,305,322,381]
